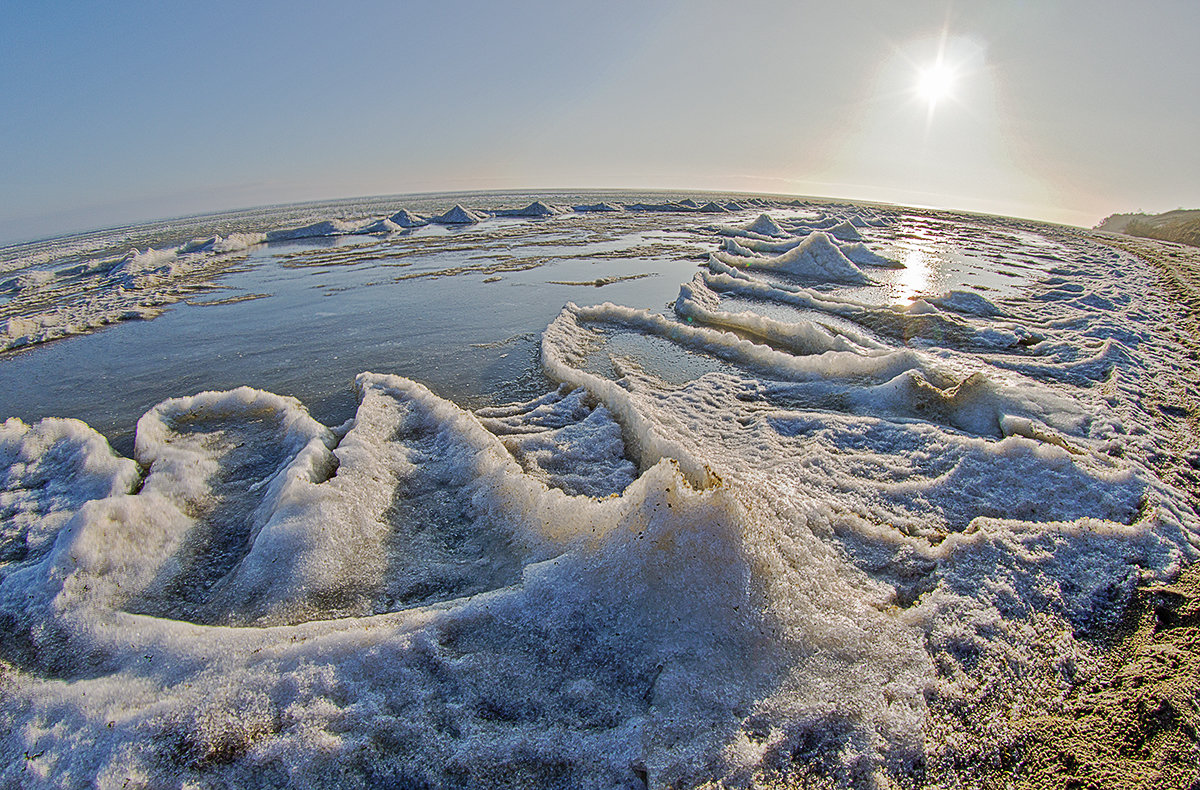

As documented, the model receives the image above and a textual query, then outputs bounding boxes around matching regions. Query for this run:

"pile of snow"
[430,205,488,224]
[827,220,863,241]
[387,209,430,227]
[492,201,560,218]
[711,231,871,285]
[720,213,792,239]
[837,241,901,268]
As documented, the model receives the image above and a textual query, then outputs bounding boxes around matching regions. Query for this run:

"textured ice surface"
[2,194,1200,788]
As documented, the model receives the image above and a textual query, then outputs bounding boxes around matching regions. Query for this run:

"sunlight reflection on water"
[892,248,931,303]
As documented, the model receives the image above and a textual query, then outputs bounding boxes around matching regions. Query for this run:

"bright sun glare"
[917,60,956,106]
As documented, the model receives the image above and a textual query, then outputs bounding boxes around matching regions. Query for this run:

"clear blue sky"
[2,0,1197,242]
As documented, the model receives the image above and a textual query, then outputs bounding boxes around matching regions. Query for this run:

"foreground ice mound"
[720,234,901,268]
[711,231,872,285]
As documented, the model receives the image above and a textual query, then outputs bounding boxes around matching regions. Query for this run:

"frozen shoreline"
[3,194,1200,788]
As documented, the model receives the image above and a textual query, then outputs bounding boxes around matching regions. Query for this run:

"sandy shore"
[986,236,1200,790]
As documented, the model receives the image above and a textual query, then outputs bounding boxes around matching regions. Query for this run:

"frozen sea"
[2,190,1199,788]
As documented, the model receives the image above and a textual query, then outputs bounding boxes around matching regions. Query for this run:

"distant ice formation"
[360,217,405,234]
[492,200,560,218]
[265,219,361,241]
[387,208,429,227]
[572,202,620,212]
[431,204,489,224]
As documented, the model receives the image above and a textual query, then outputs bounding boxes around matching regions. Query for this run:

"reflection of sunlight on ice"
[892,249,931,304]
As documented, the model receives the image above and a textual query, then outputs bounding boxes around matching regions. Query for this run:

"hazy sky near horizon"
[2,0,1197,242]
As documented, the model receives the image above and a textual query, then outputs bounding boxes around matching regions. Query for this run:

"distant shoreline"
[1096,209,1200,248]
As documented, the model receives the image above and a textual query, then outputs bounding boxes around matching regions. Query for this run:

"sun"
[916,60,956,107]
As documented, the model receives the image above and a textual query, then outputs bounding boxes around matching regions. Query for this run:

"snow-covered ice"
[2,192,1199,788]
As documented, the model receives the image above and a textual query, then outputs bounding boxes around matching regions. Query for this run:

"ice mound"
[721,213,792,239]
[387,208,429,227]
[492,200,559,218]
[214,232,266,253]
[171,231,260,253]
[430,204,488,224]
[177,236,219,254]
[837,241,902,268]
[711,231,872,285]
[360,217,405,234]
[0,382,817,787]
[722,237,758,257]
[105,247,179,283]
[572,202,620,212]
[697,201,728,213]
[675,273,885,357]
[794,215,840,231]
[535,287,1197,785]
[745,213,791,237]
[699,269,1040,352]
[720,234,900,268]
[175,233,265,255]
[827,220,863,241]
[265,219,361,242]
